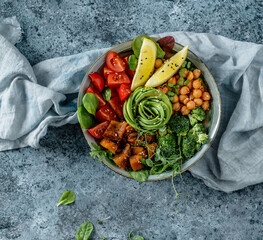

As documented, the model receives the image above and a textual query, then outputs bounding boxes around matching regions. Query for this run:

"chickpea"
[193,79,202,89]
[155,59,163,68]
[160,86,169,94]
[186,100,196,110]
[180,86,190,95]
[183,98,190,105]
[202,92,211,101]
[189,92,194,100]
[172,102,181,111]
[186,80,193,89]
[181,69,189,78]
[202,101,210,111]
[168,77,177,85]
[187,71,194,81]
[193,89,202,98]
[181,106,191,115]
[194,98,203,106]
[172,94,179,103]
[200,85,205,92]
[193,69,201,79]
[179,94,188,103]
[175,75,180,80]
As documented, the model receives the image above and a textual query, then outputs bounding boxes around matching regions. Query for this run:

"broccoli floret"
[190,107,206,122]
[189,123,205,136]
[196,143,202,151]
[182,134,196,159]
[188,114,198,126]
[197,133,208,145]
[169,114,190,136]
[157,133,177,157]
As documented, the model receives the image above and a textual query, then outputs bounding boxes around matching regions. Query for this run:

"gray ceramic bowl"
[78,39,221,181]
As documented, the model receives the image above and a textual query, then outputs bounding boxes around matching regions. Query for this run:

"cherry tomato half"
[86,87,106,109]
[89,72,104,92]
[103,65,114,80]
[117,84,132,101]
[109,97,124,119]
[106,51,126,72]
[124,56,135,78]
[88,121,109,139]
[107,72,131,88]
[95,105,118,122]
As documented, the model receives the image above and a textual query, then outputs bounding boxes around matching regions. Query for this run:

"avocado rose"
[123,87,173,133]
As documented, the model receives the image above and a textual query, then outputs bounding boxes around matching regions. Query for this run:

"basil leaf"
[129,170,149,182]
[132,35,165,59]
[102,87,111,101]
[57,190,75,206]
[77,105,95,129]
[83,93,99,115]
[75,221,94,240]
[128,55,138,71]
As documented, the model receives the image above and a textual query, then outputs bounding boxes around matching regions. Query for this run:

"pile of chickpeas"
[155,60,211,116]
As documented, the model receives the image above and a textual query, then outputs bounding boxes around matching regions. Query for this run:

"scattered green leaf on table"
[102,87,111,101]
[129,170,149,182]
[75,221,94,240]
[129,230,145,240]
[83,92,99,115]
[57,190,76,206]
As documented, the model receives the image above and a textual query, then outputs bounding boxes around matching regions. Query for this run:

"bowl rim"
[78,38,222,181]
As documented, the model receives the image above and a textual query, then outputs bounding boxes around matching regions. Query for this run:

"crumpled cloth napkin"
[1,17,263,193]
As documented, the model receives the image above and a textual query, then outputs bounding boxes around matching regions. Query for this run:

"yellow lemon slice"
[145,45,189,88]
[131,38,157,91]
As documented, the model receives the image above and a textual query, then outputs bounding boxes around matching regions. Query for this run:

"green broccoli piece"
[157,133,177,157]
[169,114,190,136]
[182,134,196,159]
[188,114,198,126]
[197,133,208,145]
[195,143,202,151]
[189,123,205,136]
[190,107,206,122]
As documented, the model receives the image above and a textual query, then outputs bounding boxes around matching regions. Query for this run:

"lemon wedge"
[145,45,189,88]
[131,38,157,91]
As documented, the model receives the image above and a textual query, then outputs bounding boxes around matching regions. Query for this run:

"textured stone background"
[1,0,263,239]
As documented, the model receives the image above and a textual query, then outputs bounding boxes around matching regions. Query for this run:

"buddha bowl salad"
[78,35,211,182]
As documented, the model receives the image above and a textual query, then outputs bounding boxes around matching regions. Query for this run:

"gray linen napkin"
[1,17,263,192]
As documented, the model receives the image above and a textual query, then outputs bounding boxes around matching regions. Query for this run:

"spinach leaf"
[83,92,99,115]
[57,190,76,206]
[102,87,111,101]
[140,158,153,167]
[132,35,165,59]
[128,55,138,71]
[75,221,94,240]
[129,170,149,182]
[77,105,95,129]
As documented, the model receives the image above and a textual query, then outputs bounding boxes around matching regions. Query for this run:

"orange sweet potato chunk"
[100,138,118,154]
[129,155,145,171]
[103,121,128,141]
[131,147,147,159]
[113,153,129,170]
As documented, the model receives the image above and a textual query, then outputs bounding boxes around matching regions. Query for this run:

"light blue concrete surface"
[0,0,263,239]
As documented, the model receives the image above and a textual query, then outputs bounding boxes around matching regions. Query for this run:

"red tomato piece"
[95,105,118,122]
[110,87,119,98]
[88,121,109,139]
[89,72,104,92]
[103,66,114,80]
[106,51,126,72]
[117,84,132,101]
[86,87,106,109]
[107,72,131,88]
[124,56,135,78]
[109,97,124,119]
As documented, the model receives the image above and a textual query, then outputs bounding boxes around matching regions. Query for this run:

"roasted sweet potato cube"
[113,153,129,170]
[100,138,118,154]
[132,147,147,159]
[127,132,138,145]
[139,134,156,143]
[103,121,128,141]
[129,155,145,171]
[146,143,158,158]
[123,143,131,156]
[125,125,136,135]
